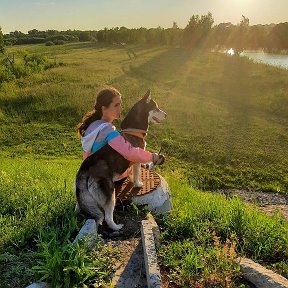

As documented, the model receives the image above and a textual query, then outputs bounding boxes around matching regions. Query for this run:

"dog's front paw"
[134,181,143,188]
[114,223,124,231]
[97,215,104,226]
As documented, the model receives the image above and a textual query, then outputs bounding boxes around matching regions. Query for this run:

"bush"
[46,35,69,42]
[45,41,55,46]
[10,63,31,78]
[24,54,47,73]
[0,66,15,83]
[31,230,118,287]
[16,37,46,45]
[24,54,47,66]
[53,40,65,45]
[0,51,63,84]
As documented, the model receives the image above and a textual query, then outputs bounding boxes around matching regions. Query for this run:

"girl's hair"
[76,87,121,136]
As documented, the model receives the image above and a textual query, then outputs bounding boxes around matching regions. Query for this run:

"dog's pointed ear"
[142,89,151,103]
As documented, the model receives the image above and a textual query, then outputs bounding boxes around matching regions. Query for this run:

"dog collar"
[121,128,147,139]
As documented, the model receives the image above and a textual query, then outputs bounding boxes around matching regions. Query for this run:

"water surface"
[240,51,288,70]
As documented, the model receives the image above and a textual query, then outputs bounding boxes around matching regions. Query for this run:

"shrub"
[10,63,31,78]
[32,231,118,287]
[23,54,47,73]
[0,66,15,83]
[53,40,65,45]
[24,54,47,66]
[45,41,55,46]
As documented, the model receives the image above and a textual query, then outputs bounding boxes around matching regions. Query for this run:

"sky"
[0,0,288,34]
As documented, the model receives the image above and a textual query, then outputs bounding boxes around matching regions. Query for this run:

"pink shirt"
[83,135,152,163]
[82,121,152,164]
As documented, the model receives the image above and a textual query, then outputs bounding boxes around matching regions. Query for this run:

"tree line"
[1,13,288,52]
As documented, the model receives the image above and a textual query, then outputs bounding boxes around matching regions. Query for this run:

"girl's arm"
[108,134,153,163]
[83,151,92,160]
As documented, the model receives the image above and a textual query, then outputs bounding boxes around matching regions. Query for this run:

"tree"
[28,29,39,36]
[208,22,233,50]
[172,22,179,29]
[0,27,4,53]
[182,12,214,49]
[270,22,288,51]
[233,15,250,51]
[78,31,92,42]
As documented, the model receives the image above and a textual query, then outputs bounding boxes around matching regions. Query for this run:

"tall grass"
[0,158,78,250]
[0,158,120,287]
[158,174,288,286]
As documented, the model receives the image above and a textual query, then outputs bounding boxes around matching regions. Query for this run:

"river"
[240,50,288,70]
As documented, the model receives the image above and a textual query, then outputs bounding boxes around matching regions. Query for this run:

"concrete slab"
[146,213,160,249]
[72,219,98,249]
[141,220,162,288]
[237,257,288,288]
[133,175,173,215]
[111,238,147,288]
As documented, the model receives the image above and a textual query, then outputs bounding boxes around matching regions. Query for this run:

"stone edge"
[141,218,162,288]
[236,257,288,288]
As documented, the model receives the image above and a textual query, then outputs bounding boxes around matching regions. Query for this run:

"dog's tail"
[75,171,105,224]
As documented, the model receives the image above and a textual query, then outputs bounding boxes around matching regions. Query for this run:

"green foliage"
[0,158,118,287]
[159,176,288,285]
[160,237,238,287]
[0,26,4,53]
[78,31,92,42]
[45,41,55,46]
[24,53,46,66]
[0,65,15,82]
[0,43,288,286]
[182,12,214,49]
[0,158,79,252]
[32,231,117,287]
[53,39,66,45]
[2,18,288,51]
[0,250,36,288]
[0,51,63,84]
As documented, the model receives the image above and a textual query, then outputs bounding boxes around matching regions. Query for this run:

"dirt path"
[98,203,148,288]
[217,189,288,220]
[109,238,146,288]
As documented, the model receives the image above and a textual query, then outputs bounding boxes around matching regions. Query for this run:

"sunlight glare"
[227,48,234,56]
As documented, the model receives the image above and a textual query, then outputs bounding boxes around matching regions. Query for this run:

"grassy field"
[0,42,288,287]
[1,42,288,191]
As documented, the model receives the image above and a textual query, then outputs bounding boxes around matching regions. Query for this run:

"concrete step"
[111,238,147,288]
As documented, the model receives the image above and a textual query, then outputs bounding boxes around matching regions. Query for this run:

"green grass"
[159,175,288,287]
[0,158,119,287]
[1,42,287,191]
[0,158,79,251]
[0,42,288,286]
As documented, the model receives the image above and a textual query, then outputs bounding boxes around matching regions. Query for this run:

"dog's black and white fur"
[75,90,166,231]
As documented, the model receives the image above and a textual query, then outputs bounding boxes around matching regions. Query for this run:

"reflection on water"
[240,51,288,70]
[227,48,234,56]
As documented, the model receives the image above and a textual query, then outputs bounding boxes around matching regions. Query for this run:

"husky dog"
[121,91,166,187]
[75,90,166,231]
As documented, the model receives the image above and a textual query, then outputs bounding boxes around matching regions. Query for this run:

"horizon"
[1,0,288,34]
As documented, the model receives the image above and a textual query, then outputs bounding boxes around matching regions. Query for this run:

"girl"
[77,87,162,180]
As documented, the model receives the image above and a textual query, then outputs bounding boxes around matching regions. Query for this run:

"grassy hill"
[0,42,287,287]
[1,42,288,191]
